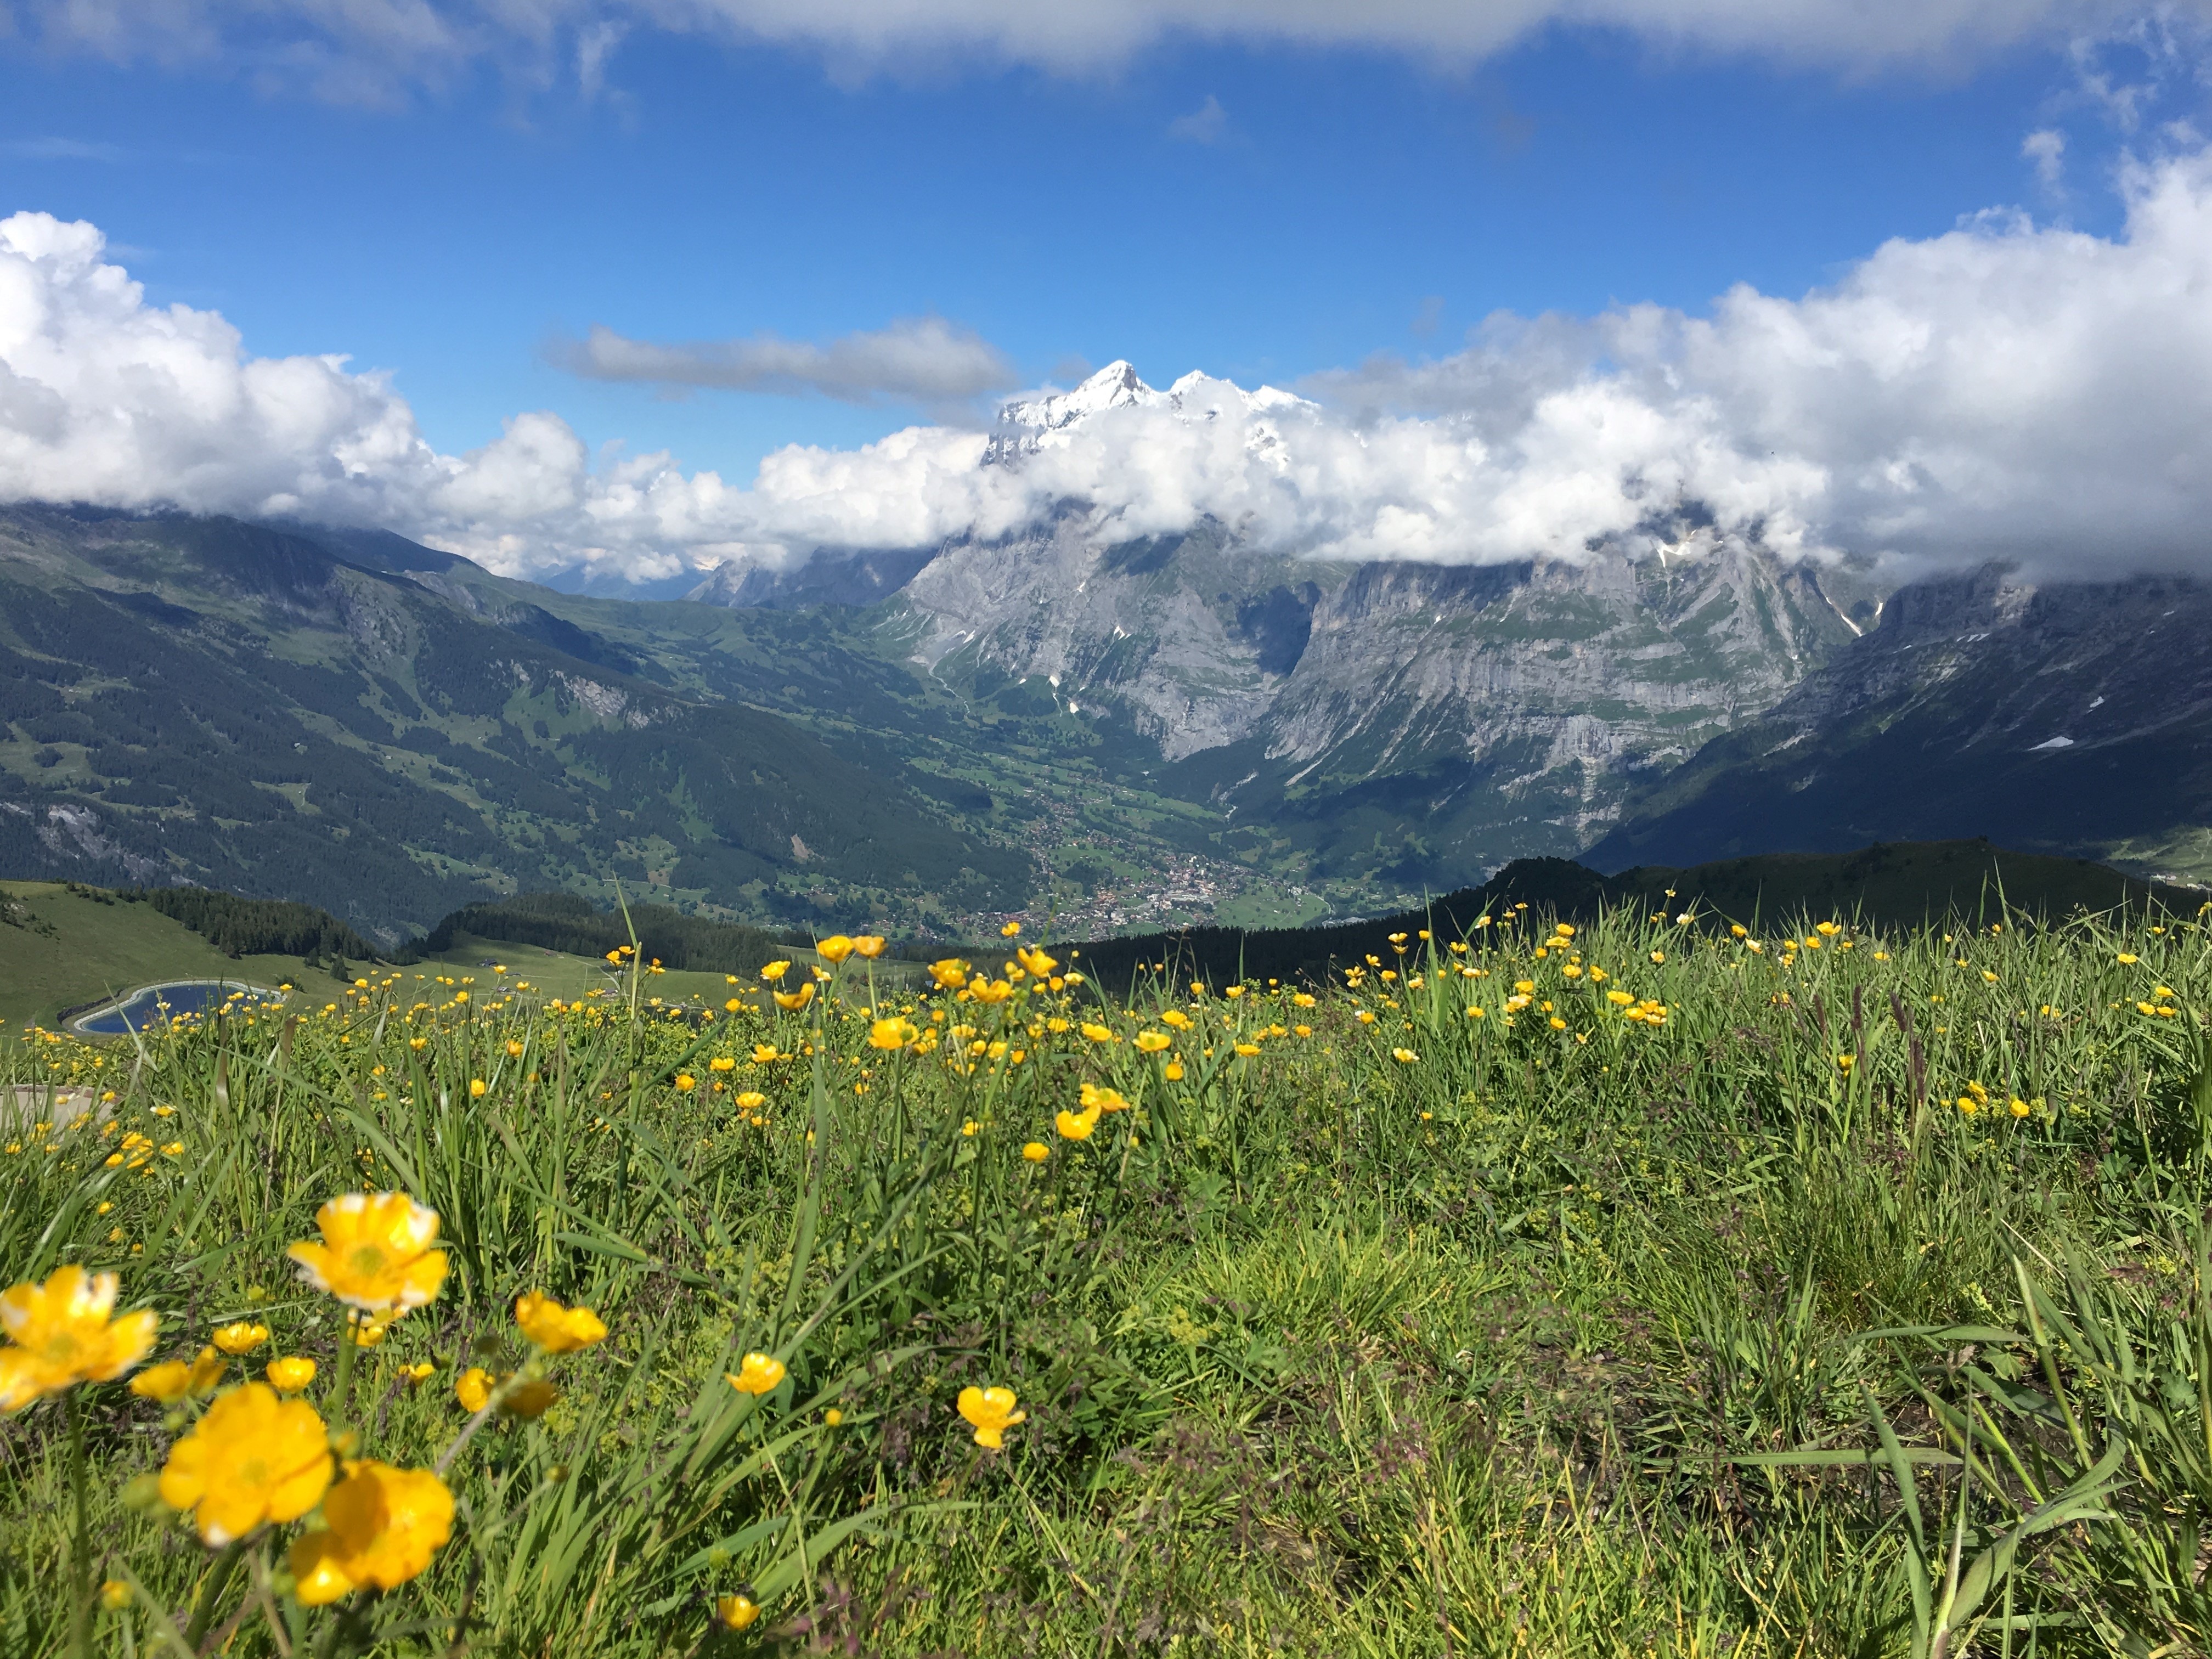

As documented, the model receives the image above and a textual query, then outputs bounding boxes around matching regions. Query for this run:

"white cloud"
[2023,126,2067,188]
[16,141,2212,587]
[1166,93,1226,143]
[553,315,1017,413]
[0,0,2197,97]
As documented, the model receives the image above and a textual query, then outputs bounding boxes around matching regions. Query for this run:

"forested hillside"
[0,507,1028,944]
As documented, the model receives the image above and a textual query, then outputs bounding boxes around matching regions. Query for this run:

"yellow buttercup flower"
[1022,1141,1049,1162]
[735,1090,767,1110]
[188,1345,228,1394]
[760,961,792,981]
[957,1384,1025,1449]
[1135,1030,1171,1053]
[716,1594,761,1630]
[158,1383,332,1544]
[289,1460,454,1605]
[400,1362,435,1385]
[970,979,1013,1005]
[674,1074,697,1092]
[1078,1082,1128,1111]
[131,1360,195,1404]
[455,1367,494,1413]
[1016,945,1058,978]
[286,1193,447,1314]
[928,958,969,989]
[869,1017,919,1051]
[1080,1022,1114,1043]
[0,1265,159,1410]
[266,1356,318,1393]
[1001,922,1022,938]
[99,1579,130,1610]
[751,1045,781,1063]
[853,935,887,959]
[816,935,856,964]
[1055,1108,1101,1141]
[505,1379,559,1418]
[515,1291,608,1354]
[469,1080,488,1099]
[772,983,816,1012]
[212,1321,270,1356]
[727,1352,787,1395]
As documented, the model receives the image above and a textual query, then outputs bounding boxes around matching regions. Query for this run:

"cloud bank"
[553,316,1017,414]
[11,143,2212,583]
[1,0,2191,99]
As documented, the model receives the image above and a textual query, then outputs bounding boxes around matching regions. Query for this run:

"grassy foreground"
[2,904,2211,1656]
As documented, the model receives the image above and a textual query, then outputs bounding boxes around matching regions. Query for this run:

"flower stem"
[182,1539,245,1651]
[326,1311,360,1432]
[65,1390,90,1659]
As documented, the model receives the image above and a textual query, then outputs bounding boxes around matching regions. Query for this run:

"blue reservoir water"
[74,981,275,1035]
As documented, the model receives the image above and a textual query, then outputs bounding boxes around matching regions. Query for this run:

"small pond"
[74,981,282,1036]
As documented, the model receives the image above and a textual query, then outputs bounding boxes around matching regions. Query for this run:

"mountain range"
[0,363,2204,944]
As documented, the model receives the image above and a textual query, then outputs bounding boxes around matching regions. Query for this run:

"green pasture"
[2,901,2211,1656]
[0,882,359,1032]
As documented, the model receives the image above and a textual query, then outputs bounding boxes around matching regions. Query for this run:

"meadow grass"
[2,902,2210,1657]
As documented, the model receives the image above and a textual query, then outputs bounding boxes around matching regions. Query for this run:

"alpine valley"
[2,364,2205,946]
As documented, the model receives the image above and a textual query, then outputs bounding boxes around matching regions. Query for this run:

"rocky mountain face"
[1584,565,2212,884]
[691,365,1869,887]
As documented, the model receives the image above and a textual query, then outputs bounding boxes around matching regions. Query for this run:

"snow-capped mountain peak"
[996,361,1164,433]
[987,361,1317,465]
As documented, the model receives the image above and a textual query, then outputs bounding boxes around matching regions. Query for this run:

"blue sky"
[0,18,2134,470]
[4,4,2210,588]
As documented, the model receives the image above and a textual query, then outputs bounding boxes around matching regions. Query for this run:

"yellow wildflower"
[1022,1141,1049,1163]
[869,1017,919,1050]
[816,935,856,964]
[266,1356,318,1393]
[212,1321,270,1356]
[727,1352,787,1395]
[717,1594,761,1630]
[772,983,816,1012]
[0,1266,158,1410]
[515,1291,608,1354]
[286,1193,447,1314]
[455,1367,494,1413]
[853,935,887,959]
[159,1383,331,1544]
[131,1360,195,1404]
[957,1384,1025,1449]
[289,1460,454,1605]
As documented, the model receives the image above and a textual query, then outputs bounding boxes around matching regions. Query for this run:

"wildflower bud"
[120,1472,165,1511]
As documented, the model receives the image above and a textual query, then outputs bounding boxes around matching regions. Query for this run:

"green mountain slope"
[0,507,1026,941]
